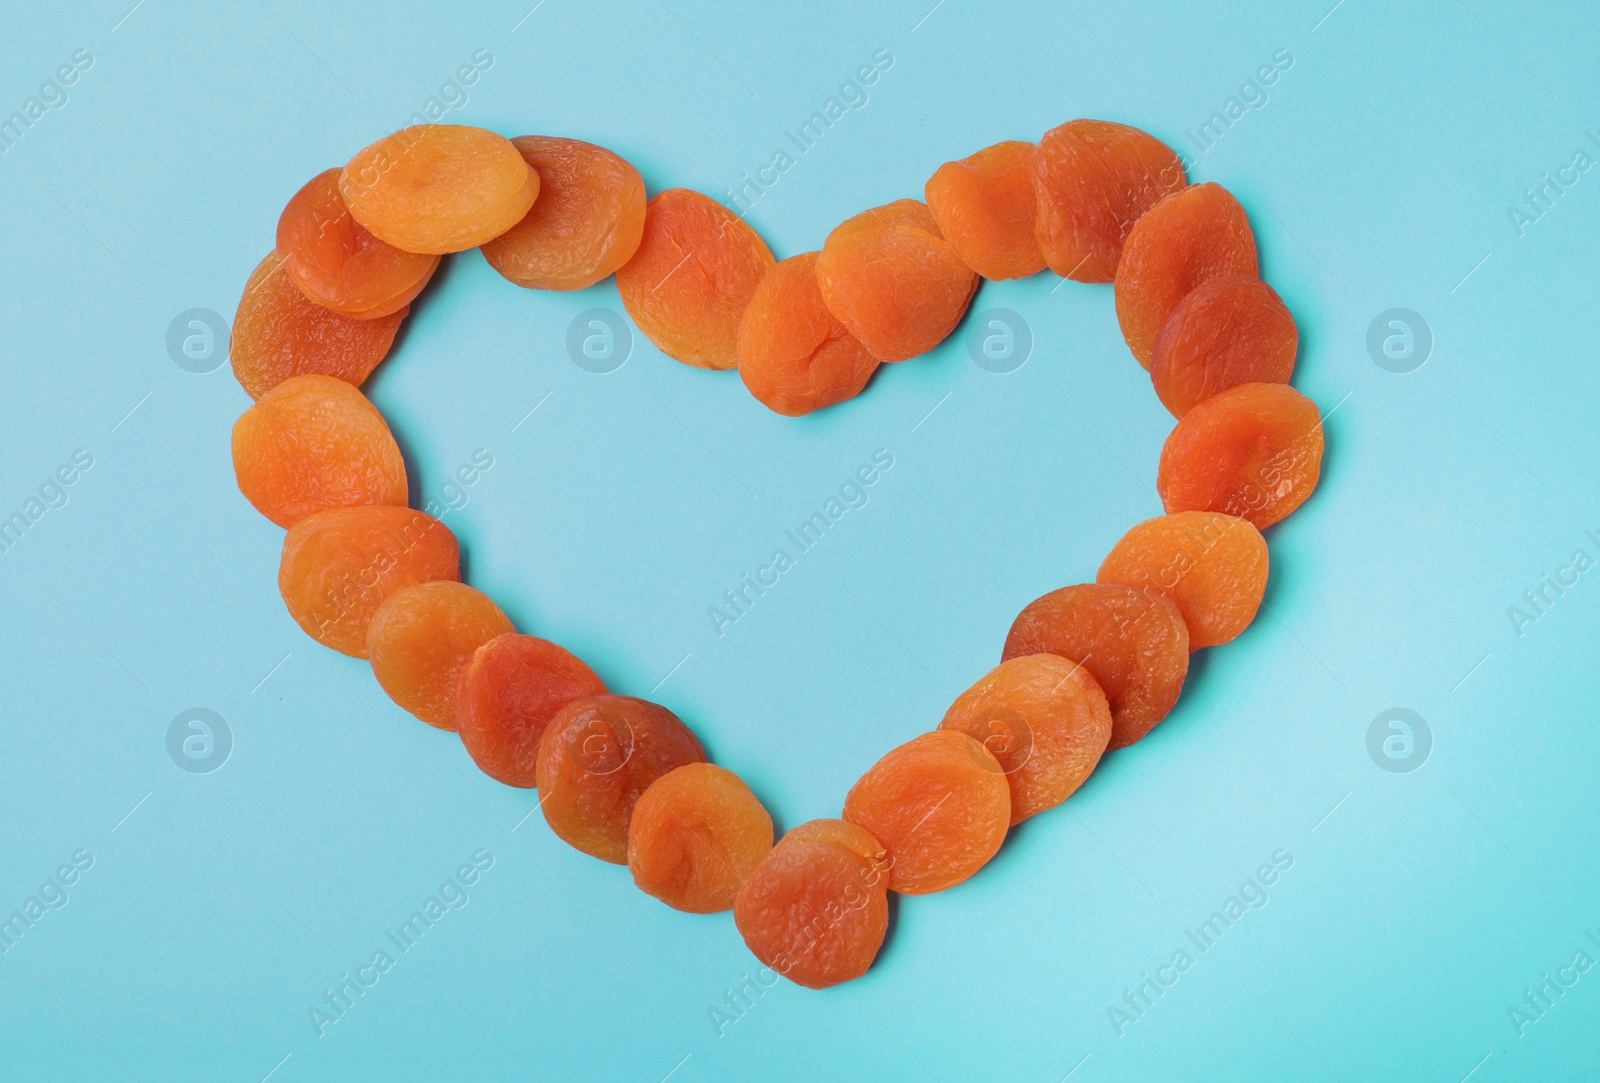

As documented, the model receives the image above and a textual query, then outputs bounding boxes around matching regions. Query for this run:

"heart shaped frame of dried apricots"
[229,120,1325,991]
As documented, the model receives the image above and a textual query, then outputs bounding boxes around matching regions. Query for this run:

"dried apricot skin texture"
[536,694,706,864]
[1115,182,1259,369]
[628,763,774,913]
[816,198,980,362]
[279,506,460,659]
[925,140,1046,281]
[366,581,516,730]
[1098,512,1269,650]
[231,252,406,400]
[842,730,1010,895]
[736,252,880,416]
[481,136,647,291]
[1002,583,1190,749]
[939,654,1112,824]
[340,125,540,255]
[276,169,441,319]
[1032,119,1186,283]
[1151,274,1297,418]
[231,373,408,529]
[456,634,607,788]
[616,188,776,370]
[1157,382,1324,530]
[734,819,890,989]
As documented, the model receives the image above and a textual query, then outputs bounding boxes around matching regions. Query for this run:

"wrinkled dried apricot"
[1032,119,1186,283]
[616,188,775,370]
[276,168,441,319]
[230,252,407,400]
[842,730,1009,895]
[340,125,539,254]
[1115,182,1258,368]
[481,136,647,291]
[536,694,706,864]
[924,140,1045,280]
[366,581,515,729]
[736,252,880,416]
[1151,275,1297,418]
[1157,382,1323,530]
[232,373,408,528]
[816,198,979,362]
[734,819,889,989]
[456,634,606,788]
[1098,512,1268,650]
[279,506,459,658]
[628,763,774,913]
[1003,583,1189,748]
[939,654,1111,824]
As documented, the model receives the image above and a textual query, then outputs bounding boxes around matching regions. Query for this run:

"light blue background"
[2,1,1597,1080]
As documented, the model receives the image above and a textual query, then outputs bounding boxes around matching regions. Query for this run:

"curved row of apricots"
[229,119,1323,988]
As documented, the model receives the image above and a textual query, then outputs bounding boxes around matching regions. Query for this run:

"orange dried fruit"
[628,763,774,913]
[535,694,706,864]
[1098,512,1269,650]
[1157,381,1323,530]
[842,730,1010,895]
[366,581,516,730]
[734,819,890,989]
[278,505,460,658]
[816,198,979,362]
[924,140,1046,280]
[340,124,539,254]
[231,373,408,528]
[481,136,647,290]
[456,634,607,788]
[1115,182,1258,368]
[1150,274,1297,418]
[276,168,441,319]
[736,252,880,416]
[230,252,407,400]
[1032,119,1186,282]
[1002,583,1189,749]
[939,654,1112,823]
[616,188,775,370]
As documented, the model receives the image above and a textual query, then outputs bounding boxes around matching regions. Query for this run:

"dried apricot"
[1032,119,1186,282]
[536,694,706,864]
[366,581,515,729]
[1097,512,1268,650]
[279,506,460,658]
[939,654,1111,823]
[816,198,979,362]
[481,136,647,291]
[924,140,1045,280]
[276,168,440,319]
[456,634,606,787]
[1157,382,1323,530]
[736,252,880,416]
[1115,182,1258,368]
[1150,274,1297,418]
[340,125,539,254]
[842,730,1009,895]
[628,763,774,913]
[1002,583,1189,749]
[616,188,775,370]
[230,252,407,400]
[231,373,408,528]
[734,819,889,989]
